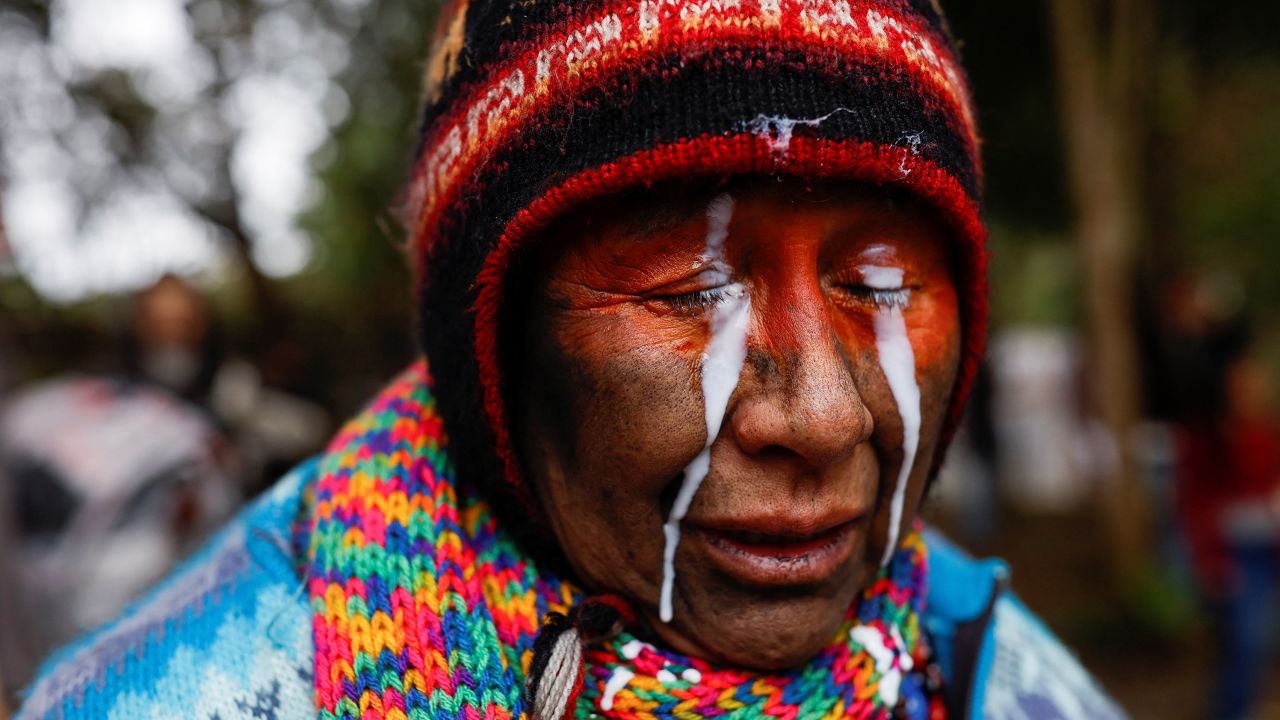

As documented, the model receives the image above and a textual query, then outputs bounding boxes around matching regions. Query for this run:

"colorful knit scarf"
[306,362,938,720]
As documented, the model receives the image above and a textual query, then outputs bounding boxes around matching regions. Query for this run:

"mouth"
[688,515,863,587]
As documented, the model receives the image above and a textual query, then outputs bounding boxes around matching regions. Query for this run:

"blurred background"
[0,0,1277,718]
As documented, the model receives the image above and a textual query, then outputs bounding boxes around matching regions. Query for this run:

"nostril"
[756,443,802,460]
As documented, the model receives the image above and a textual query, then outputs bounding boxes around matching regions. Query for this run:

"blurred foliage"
[946,1,1071,232]
[947,0,1280,377]
[286,0,439,410]
[1178,61,1280,302]
[987,227,1081,329]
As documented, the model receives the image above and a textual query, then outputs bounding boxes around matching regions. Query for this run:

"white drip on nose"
[859,264,921,568]
[659,193,751,624]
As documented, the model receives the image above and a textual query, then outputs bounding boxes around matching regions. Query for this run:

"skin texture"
[512,179,961,670]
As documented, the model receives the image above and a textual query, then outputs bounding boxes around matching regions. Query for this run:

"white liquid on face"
[859,264,921,568]
[600,666,635,710]
[659,194,752,624]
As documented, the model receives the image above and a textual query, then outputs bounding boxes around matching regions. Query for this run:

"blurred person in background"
[0,376,240,694]
[124,274,332,496]
[1176,351,1280,720]
[123,274,224,405]
[1147,271,1280,719]
[0,273,329,705]
[17,2,1124,719]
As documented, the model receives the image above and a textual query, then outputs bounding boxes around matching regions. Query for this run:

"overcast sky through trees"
[0,0,371,302]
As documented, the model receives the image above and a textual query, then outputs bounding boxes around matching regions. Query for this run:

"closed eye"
[655,287,731,313]
[850,264,911,310]
[843,286,912,310]
[646,267,740,314]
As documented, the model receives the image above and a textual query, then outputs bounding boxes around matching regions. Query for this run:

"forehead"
[560,178,936,243]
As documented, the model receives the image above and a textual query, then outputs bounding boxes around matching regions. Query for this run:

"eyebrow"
[624,206,696,239]
[612,189,716,241]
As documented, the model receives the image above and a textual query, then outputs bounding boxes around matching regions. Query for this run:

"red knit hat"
[408,0,987,500]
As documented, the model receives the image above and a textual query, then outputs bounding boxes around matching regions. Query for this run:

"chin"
[648,562,868,671]
[630,518,876,670]
[747,618,852,670]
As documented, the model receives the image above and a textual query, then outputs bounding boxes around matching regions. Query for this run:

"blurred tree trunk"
[1049,0,1156,586]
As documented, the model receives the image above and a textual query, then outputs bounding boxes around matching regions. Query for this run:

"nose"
[729,316,872,469]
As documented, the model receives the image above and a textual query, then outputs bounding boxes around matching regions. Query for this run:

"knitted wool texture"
[306,362,934,720]
[409,0,988,500]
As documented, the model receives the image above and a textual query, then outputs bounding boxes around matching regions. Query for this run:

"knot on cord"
[526,595,635,720]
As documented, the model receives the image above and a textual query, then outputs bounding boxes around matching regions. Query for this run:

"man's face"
[513,180,961,670]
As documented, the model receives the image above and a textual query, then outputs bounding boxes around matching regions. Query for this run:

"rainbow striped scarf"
[306,362,935,719]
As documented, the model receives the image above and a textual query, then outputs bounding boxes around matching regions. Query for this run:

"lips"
[688,515,863,587]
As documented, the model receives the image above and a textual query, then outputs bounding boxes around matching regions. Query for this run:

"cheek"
[523,307,709,543]
[905,286,961,372]
[900,290,962,498]
[904,288,963,439]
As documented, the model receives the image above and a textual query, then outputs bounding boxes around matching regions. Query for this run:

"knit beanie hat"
[408,0,987,503]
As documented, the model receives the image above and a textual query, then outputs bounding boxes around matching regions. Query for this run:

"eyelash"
[656,285,911,313]
[836,285,912,311]
[658,288,730,313]
[862,287,912,310]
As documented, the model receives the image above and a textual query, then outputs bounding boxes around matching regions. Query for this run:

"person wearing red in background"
[1177,352,1280,720]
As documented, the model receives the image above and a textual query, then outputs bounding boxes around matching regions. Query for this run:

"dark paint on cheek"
[522,305,708,558]
[524,329,589,474]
